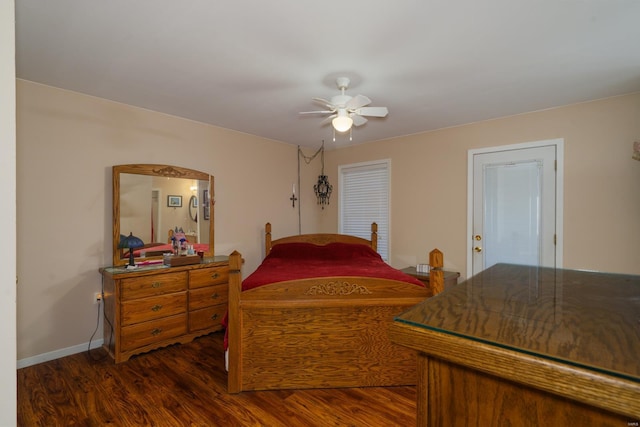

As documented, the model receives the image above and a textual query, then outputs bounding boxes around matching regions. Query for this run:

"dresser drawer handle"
[151,304,163,312]
[211,313,218,320]
[151,328,162,336]
[211,293,219,299]
[151,282,162,288]
[211,272,219,279]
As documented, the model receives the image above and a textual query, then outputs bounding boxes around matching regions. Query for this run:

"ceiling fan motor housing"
[331,94,352,107]
[336,77,350,90]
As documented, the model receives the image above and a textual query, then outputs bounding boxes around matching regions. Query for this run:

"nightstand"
[401,267,460,296]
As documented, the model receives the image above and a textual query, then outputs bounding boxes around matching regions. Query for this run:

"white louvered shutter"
[339,160,390,261]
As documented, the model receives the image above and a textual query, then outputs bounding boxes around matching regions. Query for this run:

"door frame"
[466,138,564,277]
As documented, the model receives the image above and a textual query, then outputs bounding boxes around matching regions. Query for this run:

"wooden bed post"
[227,250,243,393]
[371,222,378,253]
[265,222,272,255]
[429,248,445,295]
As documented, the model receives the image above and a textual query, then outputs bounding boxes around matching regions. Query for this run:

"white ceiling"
[15,1,640,150]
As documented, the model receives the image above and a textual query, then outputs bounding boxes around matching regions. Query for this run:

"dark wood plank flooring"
[18,331,417,426]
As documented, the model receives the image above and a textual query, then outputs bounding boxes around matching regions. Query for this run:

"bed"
[226,222,444,393]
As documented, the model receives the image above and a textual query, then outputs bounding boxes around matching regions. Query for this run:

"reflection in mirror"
[112,164,214,266]
[188,195,198,222]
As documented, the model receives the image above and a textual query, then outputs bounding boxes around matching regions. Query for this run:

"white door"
[468,140,563,276]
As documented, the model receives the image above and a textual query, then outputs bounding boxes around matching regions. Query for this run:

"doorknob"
[474,235,482,241]
[474,246,482,253]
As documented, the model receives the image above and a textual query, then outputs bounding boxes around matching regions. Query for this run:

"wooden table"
[389,263,640,426]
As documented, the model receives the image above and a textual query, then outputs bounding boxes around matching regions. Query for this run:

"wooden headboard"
[264,222,378,255]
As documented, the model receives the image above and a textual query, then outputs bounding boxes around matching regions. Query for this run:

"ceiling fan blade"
[299,110,334,115]
[312,98,335,110]
[320,114,337,126]
[345,94,371,110]
[355,106,388,117]
[350,113,368,126]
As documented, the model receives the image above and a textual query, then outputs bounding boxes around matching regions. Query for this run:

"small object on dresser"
[164,254,201,267]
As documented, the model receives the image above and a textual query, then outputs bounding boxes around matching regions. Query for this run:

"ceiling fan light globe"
[332,116,353,132]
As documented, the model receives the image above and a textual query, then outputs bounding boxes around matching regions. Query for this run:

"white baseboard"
[17,339,104,369]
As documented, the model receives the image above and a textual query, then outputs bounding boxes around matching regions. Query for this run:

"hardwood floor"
[17,331,417,426]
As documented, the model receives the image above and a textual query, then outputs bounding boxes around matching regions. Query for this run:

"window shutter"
[339,160,390,261]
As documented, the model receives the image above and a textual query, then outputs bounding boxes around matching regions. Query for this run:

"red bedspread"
[242,242,424,289]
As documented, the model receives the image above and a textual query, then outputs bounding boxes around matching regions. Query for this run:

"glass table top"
[395,263,640,382]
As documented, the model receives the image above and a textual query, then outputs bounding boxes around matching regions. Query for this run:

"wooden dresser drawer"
[121,314,187,352]
[189,305,226,333]
[121,292,187,326]
[189,284,228,311]
[121,271,187,300]
[189,266,229,289]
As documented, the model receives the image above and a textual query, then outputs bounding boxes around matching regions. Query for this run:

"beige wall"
[16,80,321,361]
[16,79,640,363]
[323,92,640,278]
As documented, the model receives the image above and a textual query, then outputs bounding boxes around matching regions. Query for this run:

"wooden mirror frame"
[112,164,214,266]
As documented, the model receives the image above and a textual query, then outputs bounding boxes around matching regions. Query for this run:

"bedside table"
[401,267,460,296]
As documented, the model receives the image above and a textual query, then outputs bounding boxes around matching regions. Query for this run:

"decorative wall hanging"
[298,141,332,209]
[296,141,333,233]
[290,183,297,208]
[313,146,332,208]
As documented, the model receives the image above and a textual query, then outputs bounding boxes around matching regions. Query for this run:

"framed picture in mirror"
[203,189,210,220]
[168,195,182,207]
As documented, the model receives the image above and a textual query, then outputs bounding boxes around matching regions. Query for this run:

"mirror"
[112,164,214,266]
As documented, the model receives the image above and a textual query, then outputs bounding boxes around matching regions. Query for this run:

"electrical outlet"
[94,292,103,304]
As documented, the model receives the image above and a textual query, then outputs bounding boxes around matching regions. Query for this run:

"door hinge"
[554,234,557,245]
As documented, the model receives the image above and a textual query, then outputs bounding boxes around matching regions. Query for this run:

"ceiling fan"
[299,77,389,133]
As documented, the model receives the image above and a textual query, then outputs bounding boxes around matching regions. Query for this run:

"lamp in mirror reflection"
[120,232,144,267]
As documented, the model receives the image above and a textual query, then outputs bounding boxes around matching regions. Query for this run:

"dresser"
[389,264,640,425]
[100,256,229,363]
